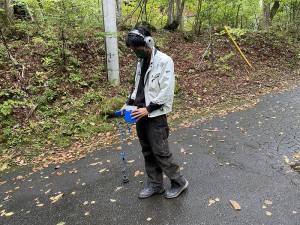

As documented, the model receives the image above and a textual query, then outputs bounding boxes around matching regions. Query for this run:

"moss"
[100,96,126,115]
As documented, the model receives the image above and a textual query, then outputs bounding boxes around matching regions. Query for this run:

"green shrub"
[101,97,125,115]
[44,89,59,104]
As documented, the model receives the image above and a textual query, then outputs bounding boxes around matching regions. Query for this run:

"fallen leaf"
[146,217,152,221]
[134,170,140,177]
[266,211,272,216]
[0,163,10,171]
[264,200,272,205]
[4,212,14,217]
[57,222,66,225]
[50,193,64,204]
[110,199,116,202]
[83,201,89,205]
[127,160,135,163]
[292,211,297,214]
[230,200,241,211]
[283,155,289,164]
[115,187,123,192]
[99,168,107,173]
[36,204,44,207]
[54,165,60,170]
[262,205,267,209]
[3,195,12,202]
[84,212,90,216]
[71,191,76,195]
[0,181,7,186]
[69,169,78,174]
[180,148,187,154]
[45,189,51,194]
[208,199,216,206]
[91,201,96,204]
[79,154,86,159]
[56,172,63,176]
[116,146,122,151]
[128,142,132,145]
[90,162,102,166]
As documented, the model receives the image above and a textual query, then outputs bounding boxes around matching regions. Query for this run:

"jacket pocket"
[148,72,160,91]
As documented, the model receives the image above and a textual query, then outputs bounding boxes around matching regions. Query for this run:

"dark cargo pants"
[136,114,185,187]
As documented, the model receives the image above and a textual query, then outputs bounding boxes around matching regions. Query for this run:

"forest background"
[0,0,299,171]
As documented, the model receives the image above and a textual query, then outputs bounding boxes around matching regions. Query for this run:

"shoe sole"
[138,188,165,199]
[164,180,189,199]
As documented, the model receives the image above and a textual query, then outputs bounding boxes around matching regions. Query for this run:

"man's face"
[130,46,148,59]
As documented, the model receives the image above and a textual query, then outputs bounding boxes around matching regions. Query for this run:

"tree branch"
[119,0,143,25]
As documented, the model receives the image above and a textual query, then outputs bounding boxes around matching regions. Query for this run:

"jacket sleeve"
[151,57,175,105]
[146,102,163,112]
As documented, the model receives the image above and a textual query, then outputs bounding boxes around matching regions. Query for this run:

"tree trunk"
[270,0,280,21]
[164,0,185,31]
[0,0,14,26]
[116,0,122,24]
[102,0,120,86]
[167,0,174,25]
[262,0,279,27]
[176,0,185,30]
[179,2,185,30]
[193,0,203,35]
[263,3,271,28]
[235,4,241,28]
[140,0,148,22]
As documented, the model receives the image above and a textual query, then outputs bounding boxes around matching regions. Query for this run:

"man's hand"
[131,107,149,120]
[120,104,126,115]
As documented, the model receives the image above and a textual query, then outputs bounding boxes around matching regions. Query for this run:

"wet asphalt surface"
[1,86,300,225]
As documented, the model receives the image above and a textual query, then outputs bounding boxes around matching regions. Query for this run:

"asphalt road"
[1,86,300,225]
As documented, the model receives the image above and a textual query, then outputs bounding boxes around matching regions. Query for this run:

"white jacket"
[130,47,175,118]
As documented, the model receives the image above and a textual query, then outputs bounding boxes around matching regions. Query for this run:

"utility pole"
[102,0,120,86]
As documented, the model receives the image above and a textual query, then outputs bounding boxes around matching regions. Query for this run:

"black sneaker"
[138,186,165,199]
[164,179,188,199]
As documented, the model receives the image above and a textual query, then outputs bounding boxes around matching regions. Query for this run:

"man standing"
[122,25,188,199]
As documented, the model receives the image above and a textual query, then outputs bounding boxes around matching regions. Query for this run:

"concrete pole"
[102,0,120,86]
